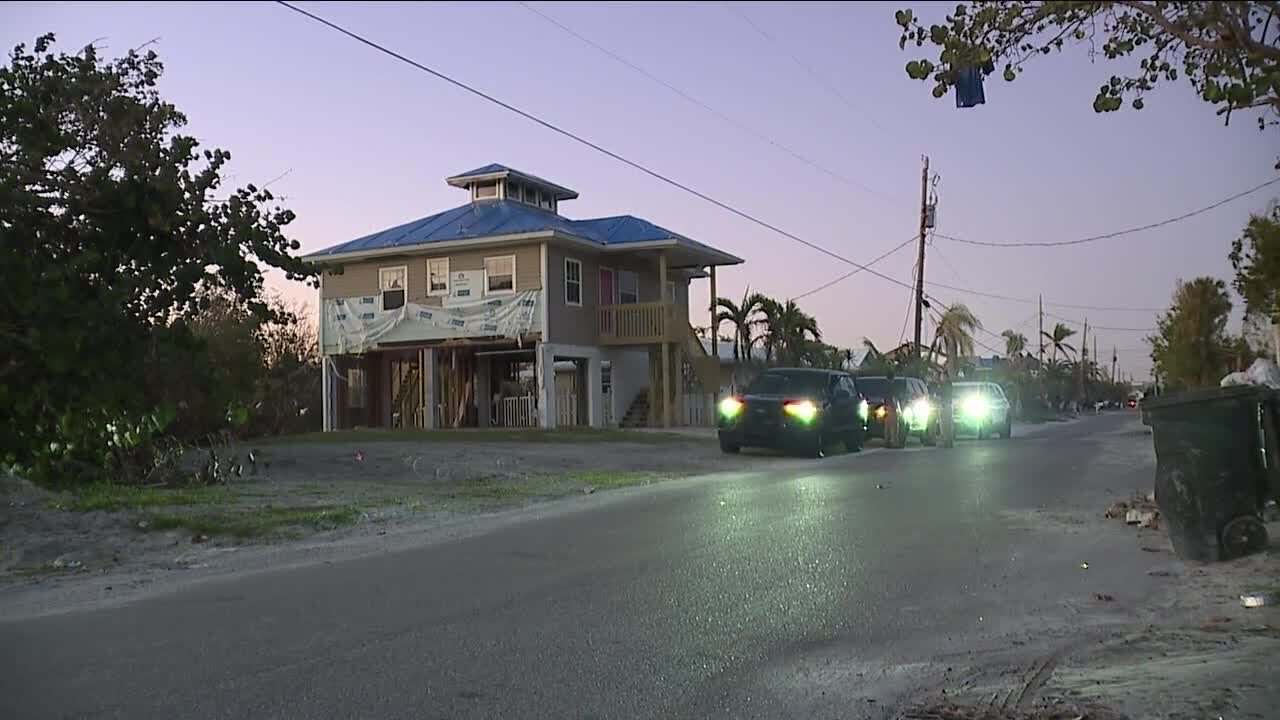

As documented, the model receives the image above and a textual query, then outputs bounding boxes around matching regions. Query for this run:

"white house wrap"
[321,290,541,355]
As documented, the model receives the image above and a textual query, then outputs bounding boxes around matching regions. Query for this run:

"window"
[540,194,554,210]
[347,367,367,409]
[379,266,407,310]
[506,181,521,202]
[527,188,542,206]
[618,270,639,304]
[746,371,828,397]
[473,182,497,200]
[427,258,449,296]
[564,257,583,307]
[484,255,516,294]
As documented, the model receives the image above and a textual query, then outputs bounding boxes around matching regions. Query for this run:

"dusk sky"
[8,1,1278,379]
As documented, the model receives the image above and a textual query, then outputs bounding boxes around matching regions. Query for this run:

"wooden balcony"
[596,302,685,345]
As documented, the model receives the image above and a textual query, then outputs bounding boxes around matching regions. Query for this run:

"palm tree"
[1001,330,1027,359]
[759,298,821,365]
[1042,322,1077,362]
[998,330,1034,418]
[933,303,983,377]
[714,288,767,363]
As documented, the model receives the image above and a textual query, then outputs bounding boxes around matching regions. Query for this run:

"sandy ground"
[892,419,1280,720]
[1,431,796,605]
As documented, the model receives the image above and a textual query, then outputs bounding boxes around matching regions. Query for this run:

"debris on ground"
[1241,591,1277,608]
[1105,491,1159,529]
[898,699,1131,719]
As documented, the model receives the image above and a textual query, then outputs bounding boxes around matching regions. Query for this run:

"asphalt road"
[1,413,1160,720]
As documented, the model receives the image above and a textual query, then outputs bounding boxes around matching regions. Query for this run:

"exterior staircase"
[620,390,650,428]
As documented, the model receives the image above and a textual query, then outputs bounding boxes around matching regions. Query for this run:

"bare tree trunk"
[1272,322,1280,363]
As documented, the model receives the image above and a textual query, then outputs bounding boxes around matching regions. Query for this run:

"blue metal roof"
[309,200,713,258]
[445,163,578,199]
[449,163,511,179]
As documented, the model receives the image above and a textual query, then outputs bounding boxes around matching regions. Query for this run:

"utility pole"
[912,155,930,363]
[1078,318,1088,403]
[1037,294,1044,367]
[1111,346,1117,384]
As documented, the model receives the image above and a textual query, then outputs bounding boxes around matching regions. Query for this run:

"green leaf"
[1003,65,1016,82]
[929,24,949,44]
[1132,97,1145,110]
[895,9,914,27]
[932,83,947,98]
[906,60,926,79]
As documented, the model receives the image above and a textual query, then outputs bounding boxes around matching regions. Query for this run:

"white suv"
[951,381,1013,439]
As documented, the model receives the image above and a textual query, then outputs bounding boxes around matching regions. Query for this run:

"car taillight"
[719,397,744,418]
[783,399,818,423]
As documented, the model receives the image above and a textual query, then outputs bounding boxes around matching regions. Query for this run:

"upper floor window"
[379,266,407,310]
[565,257,583,307]
[505,181,521,202]
[618,270,639,304]
[473,181,498,200]
[484,255,516,295]
[427,258,449,296]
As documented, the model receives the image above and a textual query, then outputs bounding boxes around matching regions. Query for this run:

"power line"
[275,1,935,300]
[1044,311,1154,333]
[721,2,892,140]
[517,1,894,203]
[515,2,1167,316]
[276,2,1171,323]
[934,176,1280,248]
[791,235,917,301]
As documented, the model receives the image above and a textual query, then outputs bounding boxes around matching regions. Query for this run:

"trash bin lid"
[1141,384,1262,412]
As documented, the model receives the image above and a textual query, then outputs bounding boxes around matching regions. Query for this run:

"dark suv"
[717,368,865,458]
[855,375,937,447]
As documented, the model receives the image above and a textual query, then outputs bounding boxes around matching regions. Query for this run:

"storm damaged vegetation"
[0,33,318,488]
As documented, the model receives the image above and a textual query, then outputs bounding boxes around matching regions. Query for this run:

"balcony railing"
[597,302,684,345]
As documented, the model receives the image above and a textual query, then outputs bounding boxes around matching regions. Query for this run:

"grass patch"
[261,428,692,446]
[438,470,665,504]
[141,505,361,539]
[70,483,230,512]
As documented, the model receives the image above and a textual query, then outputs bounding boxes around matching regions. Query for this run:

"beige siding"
[545,244,694,347]
[319,244,542,304]
[546,244,601,347]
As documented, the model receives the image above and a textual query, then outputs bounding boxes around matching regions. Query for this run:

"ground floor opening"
[321,339,718,432]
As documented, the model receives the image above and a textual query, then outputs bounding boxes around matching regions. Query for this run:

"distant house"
[305,163,744,431]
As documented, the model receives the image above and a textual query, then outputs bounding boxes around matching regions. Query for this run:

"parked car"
[717,368,865,457]
[950,381,1013,439]
[855,375,936,448]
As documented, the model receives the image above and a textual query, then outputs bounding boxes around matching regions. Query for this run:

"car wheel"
[1002,418,1013,439]
[719,438,740,454]
[921,422,937,446]
[846,426,863,453]
[977,424,988,440]
[809,432,826,458]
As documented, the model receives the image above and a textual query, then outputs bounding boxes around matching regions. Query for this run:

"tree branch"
[1120,0,1280,60]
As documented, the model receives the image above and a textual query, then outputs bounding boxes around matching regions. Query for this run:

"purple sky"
[9,1,1278,379]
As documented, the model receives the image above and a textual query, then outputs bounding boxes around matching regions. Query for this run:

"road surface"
[1,414,1161,719]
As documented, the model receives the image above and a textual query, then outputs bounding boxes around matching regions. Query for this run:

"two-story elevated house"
[307,164,743,431]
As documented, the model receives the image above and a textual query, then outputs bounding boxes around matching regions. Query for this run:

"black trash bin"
[1142,385,1270,563]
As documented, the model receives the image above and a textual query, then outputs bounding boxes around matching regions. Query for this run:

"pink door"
[599,268,616,335]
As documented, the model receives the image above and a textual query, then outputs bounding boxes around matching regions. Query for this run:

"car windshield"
[957,383,1003,398]
[746,371,828,397]
[856,377,906,398]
